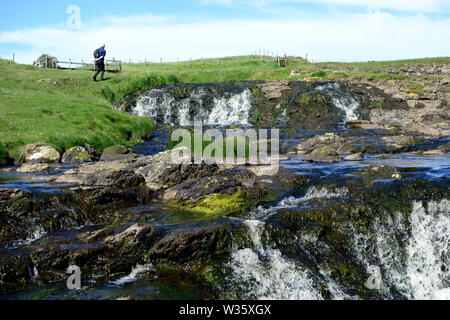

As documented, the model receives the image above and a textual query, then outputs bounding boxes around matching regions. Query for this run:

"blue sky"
[1,0,449,63]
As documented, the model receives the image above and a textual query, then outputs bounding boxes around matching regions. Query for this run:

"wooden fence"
[40,57,122,72]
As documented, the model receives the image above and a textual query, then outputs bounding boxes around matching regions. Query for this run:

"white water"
[248,186,348,220]
[316,82,361,121]
[6,227,47,249]
[228,185,449,300]
[110,264,155,287]
[227,186,352,300]
[132,87,253,126]
[353,199,450,300]
[227,220,324,300]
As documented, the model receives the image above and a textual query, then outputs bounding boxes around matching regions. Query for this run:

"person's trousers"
[94,62,105,80]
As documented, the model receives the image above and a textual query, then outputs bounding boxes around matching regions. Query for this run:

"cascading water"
[225,186,352,300]
[226,219,325,300]
[131,87,254,126]
[316,82,361,122]
[225,184,450,300]
[353,199,450,300]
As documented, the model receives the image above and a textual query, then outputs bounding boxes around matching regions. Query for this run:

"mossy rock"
[61,146,92,164]
[166,186,274,218]
[100,145,137,161]
[21,143,60,164]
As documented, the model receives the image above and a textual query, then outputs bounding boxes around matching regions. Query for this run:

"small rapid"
[131,87,254,126]
[128,81,363,127]
[226,219,325,300]
[353,199,450,300]
[316,82,361,122]
[225,186,352,300]
[225,185,450,300]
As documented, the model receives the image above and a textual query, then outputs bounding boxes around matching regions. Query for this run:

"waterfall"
[353,199,450,300]
[226,184,449,300]
[316,82,361,122]
[131,87,254,126]
[225,186,352,300]
[227,220,325,300]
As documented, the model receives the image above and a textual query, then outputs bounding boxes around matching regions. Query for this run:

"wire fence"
[0,49,371,67]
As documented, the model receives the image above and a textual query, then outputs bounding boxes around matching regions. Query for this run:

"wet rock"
[163,176,241,202]
[0,189,34,242]
[296,133,353,155]
[422,149,446,156]
[104,223,156,247]
[16,163,60,173]
[164,176,271,217]
[287,90,344,130]
[52,162,144,188]
[344,153,364,161]
[52,148,215,190]
[133,148,221,190]
[61,146,92,164]
[21,143,60,164]
[148,218,241,266]
[381,135,416,153]
[100,145,138,162]
[354,165,402,185]
[0,187,153,244]
[303,146,344,163]
[296,132,355,162]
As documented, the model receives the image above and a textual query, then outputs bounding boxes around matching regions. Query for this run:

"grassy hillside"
[0,55,448,164]
[0,59,156,162]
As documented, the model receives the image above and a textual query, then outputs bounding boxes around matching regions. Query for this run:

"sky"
[0,0,449,64]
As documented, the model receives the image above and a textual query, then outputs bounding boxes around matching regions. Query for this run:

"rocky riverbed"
[0,78,449,300]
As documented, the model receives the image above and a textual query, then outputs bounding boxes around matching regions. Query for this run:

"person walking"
[93,44,106,82]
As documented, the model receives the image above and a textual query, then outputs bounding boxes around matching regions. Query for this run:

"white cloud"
[1,10,449,64]
[202,0,450,13]
[198,0,233,5]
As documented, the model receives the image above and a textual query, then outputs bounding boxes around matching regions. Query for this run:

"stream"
[0,81,449,300]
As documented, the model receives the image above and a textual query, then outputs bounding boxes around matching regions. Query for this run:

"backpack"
[94,49,100,59]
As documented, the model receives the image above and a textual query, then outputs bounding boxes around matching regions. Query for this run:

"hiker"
[93,44,106,82]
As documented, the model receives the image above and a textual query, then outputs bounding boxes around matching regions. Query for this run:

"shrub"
[167,74,181,84]
[123,73,167,96]
[310,71,327,78]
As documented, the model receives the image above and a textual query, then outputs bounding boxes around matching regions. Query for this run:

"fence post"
[12,53,15,63]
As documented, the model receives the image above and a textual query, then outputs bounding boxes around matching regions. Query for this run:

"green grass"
[0,60,157,160]
[0,55,448,161]
[0,141,9,165]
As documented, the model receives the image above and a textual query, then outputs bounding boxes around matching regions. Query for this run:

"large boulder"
[381,135,416,153]
[296,132,353,155]
[52,148,217,190]
[61,146,92,164]
[163,176,242,202]
[303,146,344,163]
[133,148,220,190]
[52,165,145,188]
[21,143,60,164]
[100,145,138,161]
[295,133,355,163]
[163,175,271,217]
